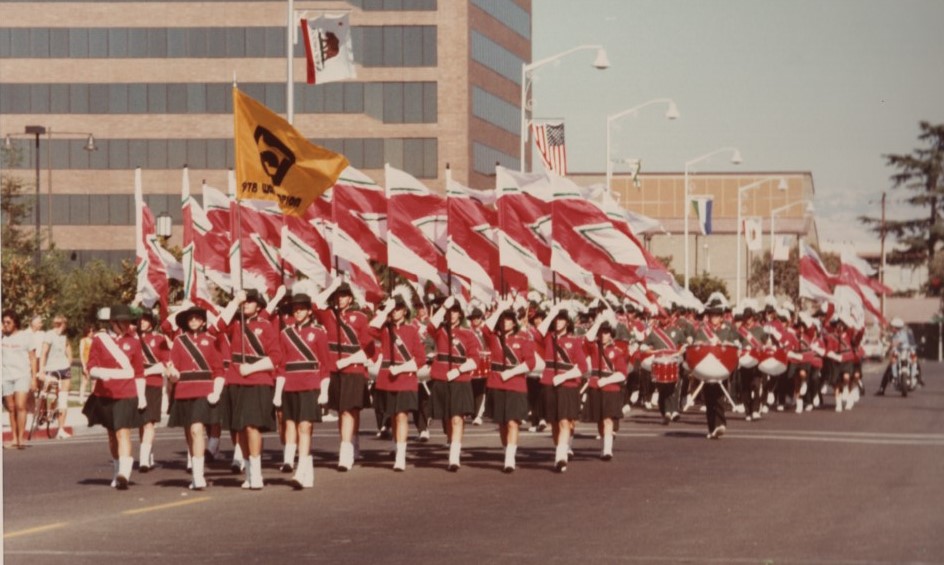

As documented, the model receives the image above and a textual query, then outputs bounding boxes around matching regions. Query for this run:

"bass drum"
[686,344,739,382]
[757,349,788,377]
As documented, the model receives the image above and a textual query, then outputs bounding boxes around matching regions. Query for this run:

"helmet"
[890,317,904,329]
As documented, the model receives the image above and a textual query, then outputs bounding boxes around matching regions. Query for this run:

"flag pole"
[287,0,295,125]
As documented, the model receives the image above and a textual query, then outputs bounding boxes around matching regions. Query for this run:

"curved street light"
[605,98,679,190]
[769,199,814,295]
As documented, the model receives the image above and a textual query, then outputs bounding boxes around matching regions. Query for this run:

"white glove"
[135,379,148,410]
[239,356,274,377]
[552,366,581,387]
[598,373,626,387]
[164,363,180,383]
[266,285,287,315]
[500,362,529,382]
[272,376,285,407]
[390,359,418,376]
[206,377,224,405]
[314,278,342,310]
[826,351,842,362]
[219,290,246,326]
[318,378,330,405]
[446,368,461,381]
[144,363,165,377]
[336,349,367,370]
[458,358,477,374]
[89,367,134,381]
[787,351,803,361]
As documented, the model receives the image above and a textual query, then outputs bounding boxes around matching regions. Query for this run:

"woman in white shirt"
[38,315,74,439]
[3,310,37,449]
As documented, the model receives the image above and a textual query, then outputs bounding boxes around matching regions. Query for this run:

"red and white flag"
[231,194,286,300]
[329,167,385,304]
[495,166,552,296]
[133,168,170,317]
[385,164,448,292]
[840,249,890,322]
[798,242,835,302]
[180,167,219,314]
[531,121,567,176]
[281,195,332,288]
[447,172,498,302]
[300,13,355,85]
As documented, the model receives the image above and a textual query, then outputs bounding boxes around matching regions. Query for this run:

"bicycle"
[28,375,61,440]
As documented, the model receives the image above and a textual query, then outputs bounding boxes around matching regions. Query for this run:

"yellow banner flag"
[233,87,348,216]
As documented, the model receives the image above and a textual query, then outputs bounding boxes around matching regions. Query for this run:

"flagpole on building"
[287,0,295,124]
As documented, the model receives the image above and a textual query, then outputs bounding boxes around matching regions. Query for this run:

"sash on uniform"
[546,337,575,371]
[179,333,213,381]
[284,326,320,372]
[233,321,266,364]
[141,335,159,367]
[651,327,678,352]
[98,333,133,371]
[491,335,520,372]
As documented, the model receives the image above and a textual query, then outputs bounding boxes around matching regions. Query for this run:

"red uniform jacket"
[369,322,425,392]
[540,333,589,388]
[139,331,171,388]
[170,330,224,399]
[584,340,628,392]
[317,308,371,376]
[486,332,536,393]
[88,331,145,399]
[224,314,282,387]
[279,320,333,392]
[429,325,481,383]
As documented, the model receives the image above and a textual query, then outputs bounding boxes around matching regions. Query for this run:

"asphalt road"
[4,363,943,564]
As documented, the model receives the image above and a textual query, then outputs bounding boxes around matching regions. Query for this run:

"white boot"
[190,456,207,490]
[293,455,314,488]
[116,456,134,490]
[111,459,119,488]
[503,445,517,473]
[447,442,461,472]
[281,443,297,473]
[186,451,192,473]
[554,443,568,472]
[231,443,245,473]
[799,382,808,396]
[248,455,263,490]
[394,442,407,472]
[241,458,253,489]
[602,434,614,461]
[795,398,804,414]
[338,441,354,471]
[139,443,154,472]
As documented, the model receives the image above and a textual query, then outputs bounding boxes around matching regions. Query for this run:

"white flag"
[773,234,791,261]
[744,217,763,252]
[301,13,355,84]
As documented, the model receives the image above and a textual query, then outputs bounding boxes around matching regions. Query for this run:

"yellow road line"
[122,496,211,516]
[4,522,68,539]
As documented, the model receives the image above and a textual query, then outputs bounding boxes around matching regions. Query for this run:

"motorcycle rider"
[876,317,924,395]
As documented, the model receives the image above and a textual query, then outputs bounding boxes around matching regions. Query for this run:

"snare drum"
[651,357,679,384]
[757,349,788,377]
[686,344,739,382]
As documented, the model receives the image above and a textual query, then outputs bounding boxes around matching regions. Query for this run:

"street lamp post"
[683,147,742,290]
[769,199,814,295]
[605,98,679,190]
[520,45,609,172]
[24,125,46,267]
[734,176,787,303]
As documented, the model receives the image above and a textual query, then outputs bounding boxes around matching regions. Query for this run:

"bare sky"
[532,0,944,249]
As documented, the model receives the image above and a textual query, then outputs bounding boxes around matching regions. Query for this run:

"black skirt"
[228,384,276,432]
[328,372,371,413]
[582,388,623,422]
[541,384,580,422]
[167,397,221,428]
[282,390,322,423]
[219,385,236,432]
[83,395,144,431]
[141,385,163,424]
[430,380,475,419]
[830,361,854,386]
[375,390,419,419]
[485,389,529,424]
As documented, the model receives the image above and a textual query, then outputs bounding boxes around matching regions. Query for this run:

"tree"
[747,245,839,304]
[1,145,36,257]
[861,121,944,273]
[684,273,729,304]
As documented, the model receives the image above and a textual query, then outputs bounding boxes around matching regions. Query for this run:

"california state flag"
[301,13,356,85]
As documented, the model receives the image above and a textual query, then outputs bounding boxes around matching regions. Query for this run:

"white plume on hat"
[391,284,413,306]
[742,298,760,313]
[705,291,729,310]
[292,279,322,299]
[798,311,815,327]
[527,290,545,304]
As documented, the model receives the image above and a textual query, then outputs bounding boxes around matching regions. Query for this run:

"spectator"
[2,310,37,449]
[38,315,74,438]
[78,325,95,402]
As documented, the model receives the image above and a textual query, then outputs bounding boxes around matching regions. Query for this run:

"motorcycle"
[891,345,918,397]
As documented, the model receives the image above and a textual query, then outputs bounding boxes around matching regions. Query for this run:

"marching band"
[82,283,877,490]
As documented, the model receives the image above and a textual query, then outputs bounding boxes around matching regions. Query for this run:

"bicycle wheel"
[28,392,47,440]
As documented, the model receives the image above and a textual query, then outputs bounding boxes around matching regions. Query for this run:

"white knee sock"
[555,443,568,463]
[283,443,297,467]
[504,445,517,469]
[249,455,263,489]
[448,442,461,467]
[339,441,354,470]
[139,443,153,467]
[191,456,206,487]
[297,455,314,487]
[603,434,614,456]
[233,443,244,464]
[394,442,407,470]
[118,456,134,481]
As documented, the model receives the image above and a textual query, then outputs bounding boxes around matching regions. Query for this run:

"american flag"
[531,121,567,176]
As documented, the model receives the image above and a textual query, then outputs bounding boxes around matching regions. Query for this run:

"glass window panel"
[323,83,343,113]
[360,27,382,67]
[350,27,364,64]
[167,28,188,57]
[264,83,285,113]
[88,84,109,114]
[242,83,265,102]
[382,26,403,67]
[147,139,168,168]
[384,138,403,169]
[225,28,245,57]
[30,84,49,113]
[293,83,307,113]
[68,28,88,57]
[364,138,384,169]
[70,83,89,113]
[207,29,226,57]
[423,82,437,123]
[69,194,90,225]
[186,139,206,169]
[423,26,437,66]
[245,27,266,57]
[343,139,363,168]
[206,139,226,169]
[69,139,90,170]
[38,196,49,227]
[147,28,167,57]
[167,138,187,168]
[364,83,383,120]
[128,28,148,57]
[10,84,30,113]
[402,139,424,177]
[187,83,206,113]
[319,139,344,155]
[264,27,284,57]
[344,82,364,113]
[147,84,166,113]
[88,139,109,169]
[382,82,403,123]
[304,83,323,113]
[89,195,108,224]
[362,0,383,10]
[50,84,69,113]
[0,89,8,115]
[10,29,29,57]
[49,27,69,59]
[423,139,437,178]
[109,195,130,226]
[88,29,108,57]
[128,140,148,168]
[167,83,187,113]
[30,27,49,57]
[108,84,128,113]
[108,139,129,169]
[108,28,128,57]
[0,28,11,59]
[130,83,150,113]
[403,82,423,123]
[402,26,423,66]
[224,139,234,168]
[385,0,403,9]
[50,139,70,169]
[205,83,227,113]
[188,28,207,57]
